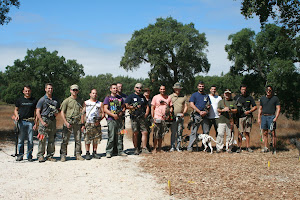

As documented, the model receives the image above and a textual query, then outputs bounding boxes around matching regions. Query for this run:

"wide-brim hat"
[173,82,182,89]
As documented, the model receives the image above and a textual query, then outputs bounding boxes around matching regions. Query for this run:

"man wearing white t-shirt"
[81,89,104,160]
[207,86,222,137]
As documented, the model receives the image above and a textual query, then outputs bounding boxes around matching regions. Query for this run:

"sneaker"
[272,149,277,155]
[227,149,233,153]
[28,158,34,162]
[106,153,112,158]
[247,148,254,153]
[92,152,101,159]
[141,148,151,154]
[176,148,182,152]
[47,157,57,162]
[187,148,193,153]
[38,156,46,163]
[169,147,175,152]
[60,155,66,162]
[216,149,221,153]
[261,147,269,153]
[134,148,140,155]
[76,155,85,161]
[236,148,242,153]
[85,152,92,160]
[16,156,23,161]
[118,152,128,157]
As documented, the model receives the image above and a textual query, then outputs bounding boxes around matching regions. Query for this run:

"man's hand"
[41,121,48,127]
[199,111,207,117]
[81,125,85,132]
[113,114,119,120]
[33,124,37,131]
[65,122,71,129]
[257,118,261,125]
[244,111,251,115]
[223,107,230,112]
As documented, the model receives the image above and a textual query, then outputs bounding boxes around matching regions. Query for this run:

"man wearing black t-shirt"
[125,83,150,155]
[258,85,281,154]
[14,85,37,162]
[234,85,257,153]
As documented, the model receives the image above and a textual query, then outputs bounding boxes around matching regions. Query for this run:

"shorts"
[153,123,164,139]
[261,115,276,130]
[84,123,102,144]
[131,117,147,133]
[238,116,252,133]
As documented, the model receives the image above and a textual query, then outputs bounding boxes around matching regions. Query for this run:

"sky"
[0,0,262,79]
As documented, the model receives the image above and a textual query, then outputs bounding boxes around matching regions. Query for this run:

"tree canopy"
[0,0,20,26]
[239,0,300,34]
[1,47,85,103]
[120,17,210,94]
[225,24,300,119]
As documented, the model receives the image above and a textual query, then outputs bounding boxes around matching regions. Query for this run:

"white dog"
[198,134,217,154]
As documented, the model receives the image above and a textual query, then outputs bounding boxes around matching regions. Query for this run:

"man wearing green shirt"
[216,89,237,153]
[60,84,84,161]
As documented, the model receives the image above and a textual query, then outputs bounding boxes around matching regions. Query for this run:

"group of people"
[13,81,280,162]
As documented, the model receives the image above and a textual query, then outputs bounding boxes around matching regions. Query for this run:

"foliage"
[239,0,300,34]
[78,74,147,101]
[225,24,300,119]
[0,0,20,26]
[120,17,210,94]
[2,47,85,103]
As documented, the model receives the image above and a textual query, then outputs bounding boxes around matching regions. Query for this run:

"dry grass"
[139,109,300,199]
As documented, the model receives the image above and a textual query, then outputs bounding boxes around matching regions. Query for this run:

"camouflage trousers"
[60,123,82,156]
[37,117,56,158]
[84,123,102,144]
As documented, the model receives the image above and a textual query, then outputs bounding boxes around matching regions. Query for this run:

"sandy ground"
[0,126,175,200]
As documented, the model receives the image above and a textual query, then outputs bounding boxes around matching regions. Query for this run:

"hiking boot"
[38,156,46,163]
[85,152,92,160]
[106,153,112,158]
[261,147,269,153]
[134,148,140,155]
[176,148,182,152]
[16,156,23,161]
[76,155,85,161]
[47,157,57,162]
[118,152,127,156]
[272,149,277,155]
[141,148,151,154]
[92,152,101,159]
[247,148,254,153]
[236,148,242,153]
[169,147,175,152]
[60,155,66,162]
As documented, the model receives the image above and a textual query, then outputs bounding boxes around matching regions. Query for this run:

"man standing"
[125,83,150,155]
[169,82,188,152]
[235,85,257,153]
[60,84,84,162]
[36,83,60,162]
[187,81,211,152]
[143,87,152,151]
[81,89,104,160]
[216,89,237,153]
[103,83,127,158]
[117,83,127,101]
[207,85,222,137]
[258,85,280,154]
[151,85,173,153]
[14,85,37,162]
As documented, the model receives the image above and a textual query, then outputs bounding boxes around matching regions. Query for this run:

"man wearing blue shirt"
[187,81,211,152]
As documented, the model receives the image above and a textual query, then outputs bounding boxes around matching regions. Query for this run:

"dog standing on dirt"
[198,134,217,154]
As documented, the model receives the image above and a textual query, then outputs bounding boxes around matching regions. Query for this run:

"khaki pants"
[60,124,82,156]
[216,123,234,151]
[37,117,56,158]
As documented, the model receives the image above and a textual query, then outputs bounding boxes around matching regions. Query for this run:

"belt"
[22,117,35,122]
[263,114,274,116]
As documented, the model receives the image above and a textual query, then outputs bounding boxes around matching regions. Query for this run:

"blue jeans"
[261,115,276,130]
[187,114,210,151]
[18,120,34,159]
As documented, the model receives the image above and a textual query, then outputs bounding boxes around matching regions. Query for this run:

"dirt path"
[0,129,175,200]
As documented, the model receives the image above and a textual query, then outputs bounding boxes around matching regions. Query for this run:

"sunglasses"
[136,87,142,89]
[72,89,79,91]
[267,89,272,92]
